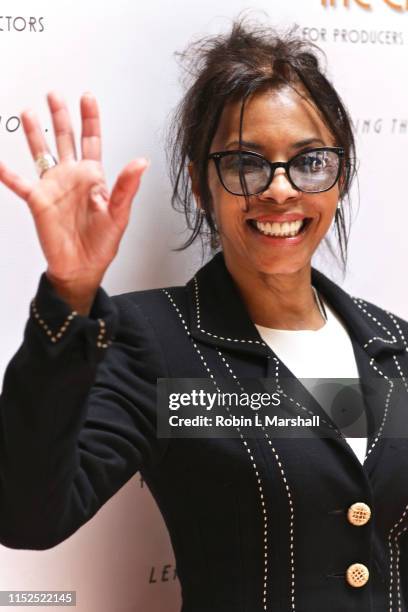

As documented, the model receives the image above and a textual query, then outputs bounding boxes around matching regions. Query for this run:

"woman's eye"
[223,155,263,172]
[299,153,328,172]
[242,158,263,172]
[223,155,243,170]
[311,158,324,171]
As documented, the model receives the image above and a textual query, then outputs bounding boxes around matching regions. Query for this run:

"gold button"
[347,502,371,526]
[346,563,369,587]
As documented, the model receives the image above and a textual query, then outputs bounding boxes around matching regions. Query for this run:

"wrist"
[45,270,103,316]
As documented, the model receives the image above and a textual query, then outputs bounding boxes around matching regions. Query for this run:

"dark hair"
[166,15,358,273]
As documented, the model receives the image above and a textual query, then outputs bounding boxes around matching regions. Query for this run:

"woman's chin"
[245,254,310,277]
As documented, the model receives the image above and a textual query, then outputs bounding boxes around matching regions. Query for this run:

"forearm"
[0,272,118,549]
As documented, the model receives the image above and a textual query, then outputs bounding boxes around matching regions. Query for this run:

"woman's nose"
[257,169,300,204]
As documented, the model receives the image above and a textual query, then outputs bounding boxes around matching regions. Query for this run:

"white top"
[254,293,367,465]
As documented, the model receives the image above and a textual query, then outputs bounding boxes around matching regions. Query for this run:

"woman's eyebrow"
[225,137,326,150]
[225,140,263,149]
[290,137,326,149]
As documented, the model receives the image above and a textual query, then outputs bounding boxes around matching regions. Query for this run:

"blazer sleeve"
[0,272,170,550]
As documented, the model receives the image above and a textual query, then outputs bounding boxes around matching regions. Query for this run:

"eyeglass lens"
[218,149,341,195]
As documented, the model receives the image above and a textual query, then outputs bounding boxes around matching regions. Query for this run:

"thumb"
[108,158,150,223]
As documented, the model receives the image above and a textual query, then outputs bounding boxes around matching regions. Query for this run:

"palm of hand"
[0,91,149,286]
[28,159,120,282]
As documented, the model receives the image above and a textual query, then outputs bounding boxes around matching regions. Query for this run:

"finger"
[108,158,150,222]
[47,91,77,162]
[80,93,102,161]
[0,161,33,201]
[20,108,52,163]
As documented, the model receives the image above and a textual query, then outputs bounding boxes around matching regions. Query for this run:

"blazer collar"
[186,250,405,359]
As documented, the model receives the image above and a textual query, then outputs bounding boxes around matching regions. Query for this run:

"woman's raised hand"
[0,92,149,313]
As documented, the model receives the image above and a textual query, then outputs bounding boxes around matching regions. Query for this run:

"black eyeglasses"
[208,146,345,196]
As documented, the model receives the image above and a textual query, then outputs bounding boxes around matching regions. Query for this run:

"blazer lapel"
[310,268,407,472]
[186,251,407,472]
[186,250,269,358]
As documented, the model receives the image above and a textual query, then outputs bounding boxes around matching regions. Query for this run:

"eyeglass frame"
[207,146,346,196]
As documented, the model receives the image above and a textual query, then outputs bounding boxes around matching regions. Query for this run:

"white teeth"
[254,219,305,237]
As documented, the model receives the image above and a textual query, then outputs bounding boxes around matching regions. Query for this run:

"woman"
[0,17,407,612]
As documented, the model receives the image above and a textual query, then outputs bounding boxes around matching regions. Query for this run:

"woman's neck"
[225,256,326,331]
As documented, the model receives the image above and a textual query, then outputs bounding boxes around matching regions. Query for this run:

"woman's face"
[204,86,343,277]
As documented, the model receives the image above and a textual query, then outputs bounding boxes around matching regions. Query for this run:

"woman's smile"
[246,215,314,242]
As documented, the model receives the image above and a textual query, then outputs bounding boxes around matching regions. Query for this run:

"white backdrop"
[0,1,407,610]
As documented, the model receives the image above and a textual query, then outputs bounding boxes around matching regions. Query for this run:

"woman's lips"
[248,213,307,223]
[246,217,313,244]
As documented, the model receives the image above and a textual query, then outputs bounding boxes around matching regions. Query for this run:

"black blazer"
[1,250,408,612]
